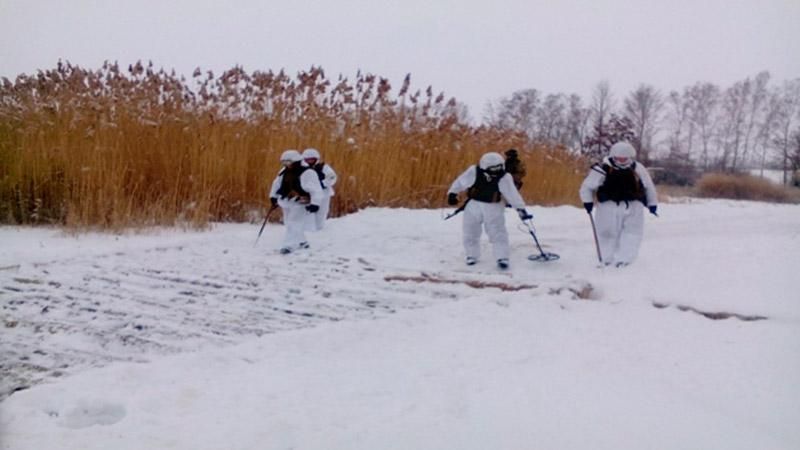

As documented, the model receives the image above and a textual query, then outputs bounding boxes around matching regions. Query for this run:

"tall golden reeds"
[0,61,584,230]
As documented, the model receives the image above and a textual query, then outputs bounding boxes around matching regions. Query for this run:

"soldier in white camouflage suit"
[579,142,658,267]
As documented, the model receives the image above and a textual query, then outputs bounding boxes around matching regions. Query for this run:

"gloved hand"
[648,205,658,216]
[270,197,278,207]
[447,193,459,206]
[517,208,533,220]
[306,204,319,213]
[583,202,593,214]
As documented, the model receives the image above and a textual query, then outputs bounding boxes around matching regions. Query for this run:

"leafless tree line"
[484,72,800,184]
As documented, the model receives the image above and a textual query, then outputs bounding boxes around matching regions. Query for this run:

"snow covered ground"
[1,199,799,450]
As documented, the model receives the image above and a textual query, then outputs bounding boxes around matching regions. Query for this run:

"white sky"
[1,0,799,117]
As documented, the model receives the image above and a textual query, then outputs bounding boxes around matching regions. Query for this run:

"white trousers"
[281,202,310,249]
[462,201,510,261]
[308,192,332,231]
[595,201,645,265]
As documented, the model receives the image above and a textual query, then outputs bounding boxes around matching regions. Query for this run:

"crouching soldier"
[447,152,532,270]
[269,150,323,254]
[504,148,526,190]
[579,141,658,267]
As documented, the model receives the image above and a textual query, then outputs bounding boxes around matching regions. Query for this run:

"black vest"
[277,163,310,201]
[467,167,504,203]
[596,162,645,204]
[311,162,326,188]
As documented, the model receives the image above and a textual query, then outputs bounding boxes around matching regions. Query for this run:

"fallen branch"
[384,272,536,292]
[652,302,767,322]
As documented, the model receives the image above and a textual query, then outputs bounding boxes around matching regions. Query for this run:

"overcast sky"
[2,0,799,118]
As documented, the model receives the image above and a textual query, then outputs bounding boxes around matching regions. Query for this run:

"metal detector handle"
[443,198,470,221]
[587,211,603,263]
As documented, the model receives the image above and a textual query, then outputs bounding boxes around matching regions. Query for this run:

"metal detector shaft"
[588,212,602,263]
[523,218,560,262]
[527,220,547,255]
[254,205,278,247]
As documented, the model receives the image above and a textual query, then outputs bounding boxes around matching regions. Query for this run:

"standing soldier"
[302,148,337,230]
[269,150,323,254]
[504,148,526,190]
[579,141,658,267]
[447,152,532,270]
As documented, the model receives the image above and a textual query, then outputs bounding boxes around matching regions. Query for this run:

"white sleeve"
[269,174,282,198]
[579,165,605,203]
[636,163,658,206]
[448,166,477,194]
[498,174,526,209]
[323,164,337,188]
[300,169,324,206]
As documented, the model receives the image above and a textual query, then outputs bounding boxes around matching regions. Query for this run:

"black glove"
[583,202,593,214]
[517,208,533,220]
[447,193,458,206]
[648,205,658,216]
[270,197,278,207]
[306,204,319,213]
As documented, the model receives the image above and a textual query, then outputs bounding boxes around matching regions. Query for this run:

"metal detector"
[521,219,560,262]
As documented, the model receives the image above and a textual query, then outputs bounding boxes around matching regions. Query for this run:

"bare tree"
[770,79,800,183]
[755,88,782,176]
[583,113,635,159]
[565,94,591,153]
[589,81,615,155]
[664,89,691,160]
[741,71,771,166]
[535,93,567,144]
[484,89,540,138]
[792,131,800,177]
[624,84,664,162]
[686,82,721,170]
[718,79,751,171]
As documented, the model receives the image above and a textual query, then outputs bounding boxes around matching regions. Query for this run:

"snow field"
[1,199,799,449]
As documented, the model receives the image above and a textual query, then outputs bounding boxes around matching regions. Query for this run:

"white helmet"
[609,142,635,160]
[302,148,321,160]
[479,152,505,174]
[280,149,302,164]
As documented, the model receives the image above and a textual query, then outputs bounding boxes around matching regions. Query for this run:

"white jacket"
[317,164,337,196]
[448,165,526,209]
[579,157,658,206]
[269,165,324,208]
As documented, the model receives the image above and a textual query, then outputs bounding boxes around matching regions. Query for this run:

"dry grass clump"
[695,173,800,203]
[0,61,583,230]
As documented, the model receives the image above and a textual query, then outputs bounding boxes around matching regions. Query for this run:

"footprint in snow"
[56,400,127,429]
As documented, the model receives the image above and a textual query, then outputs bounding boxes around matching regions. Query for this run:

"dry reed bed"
[0,61,584,230]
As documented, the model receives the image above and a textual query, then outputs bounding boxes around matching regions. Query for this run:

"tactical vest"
[467,167,504,203]
[596,162,645,204]
[311,162,327,189]
[276,163,311,202]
